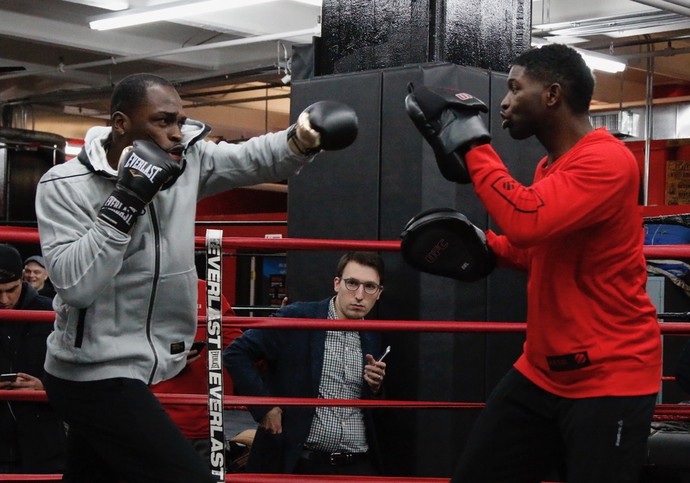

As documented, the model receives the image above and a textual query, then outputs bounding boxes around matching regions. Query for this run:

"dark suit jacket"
[223,297,385,473]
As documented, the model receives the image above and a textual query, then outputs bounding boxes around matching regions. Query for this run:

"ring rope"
[0,388,686,422]
[2,226,690,481]
[2,311,690,334]
[0,225,689,258]
[0,474,450,482]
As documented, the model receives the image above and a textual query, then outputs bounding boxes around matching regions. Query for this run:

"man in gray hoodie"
[35,73,357,483]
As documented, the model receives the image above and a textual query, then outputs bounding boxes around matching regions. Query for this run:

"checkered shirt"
[304,297,368,453]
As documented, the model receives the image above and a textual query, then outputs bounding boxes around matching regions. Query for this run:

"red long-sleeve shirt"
[466,128,661,397]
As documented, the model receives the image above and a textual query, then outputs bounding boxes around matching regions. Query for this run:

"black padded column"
[287,1,533,476]
[287,71,382,304]
[320,0,530,75]
[287,64,544,476]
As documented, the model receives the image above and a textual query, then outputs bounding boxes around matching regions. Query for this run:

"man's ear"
[111,111,128,135]
[545,83,562,107]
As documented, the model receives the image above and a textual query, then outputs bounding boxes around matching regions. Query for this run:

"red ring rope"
[2,309,689,336]
[2,226,690,482]
[0,225,689,258]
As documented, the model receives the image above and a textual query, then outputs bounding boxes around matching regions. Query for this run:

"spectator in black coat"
[0,244,66,473]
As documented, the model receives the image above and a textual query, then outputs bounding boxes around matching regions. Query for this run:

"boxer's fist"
[116,140,182,201]
[288,101,358,156]
[98,140,182,233]
[405,84,491,184]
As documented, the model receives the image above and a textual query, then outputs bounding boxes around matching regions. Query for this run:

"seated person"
[0,244,66,473]
[22,255,56,299]
[224,251,388,476]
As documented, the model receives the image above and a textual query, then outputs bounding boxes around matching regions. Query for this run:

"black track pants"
[452,368,657,483]
[44,374,216,483]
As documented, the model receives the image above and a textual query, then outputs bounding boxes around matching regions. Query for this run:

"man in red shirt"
[408,44,662,483]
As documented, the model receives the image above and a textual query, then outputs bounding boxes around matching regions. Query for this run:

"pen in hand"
[378,345,391,363]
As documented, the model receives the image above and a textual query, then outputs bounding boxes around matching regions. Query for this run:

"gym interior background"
[2,0,690,478]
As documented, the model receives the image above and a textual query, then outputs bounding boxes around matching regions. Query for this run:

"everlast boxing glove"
[405,83,491,184]
[287,100,359,156]
[98,140,183,234]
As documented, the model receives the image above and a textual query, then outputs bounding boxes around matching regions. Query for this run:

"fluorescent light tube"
[66,0,128,10]
[90,0,273,31]
[576,49,626,73]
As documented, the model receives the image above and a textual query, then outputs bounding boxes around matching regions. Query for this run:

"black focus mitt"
[405,84,491,184]
[400,208,495,282]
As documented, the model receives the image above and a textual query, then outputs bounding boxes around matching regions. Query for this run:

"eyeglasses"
[342,278,382,295]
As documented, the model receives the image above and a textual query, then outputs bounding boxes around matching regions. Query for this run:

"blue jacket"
[223,298,385,473]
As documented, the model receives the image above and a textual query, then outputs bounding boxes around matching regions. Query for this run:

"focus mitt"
[405,83,491,184]
[400,208,495,282]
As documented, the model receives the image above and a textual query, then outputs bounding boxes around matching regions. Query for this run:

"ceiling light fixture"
[89,0,274,31]
[576,49,626,74]
[64,0,129,10]
[531,38,626,74]
[632,0,690,19]
[290,0,323,5]
[532,10,690,38]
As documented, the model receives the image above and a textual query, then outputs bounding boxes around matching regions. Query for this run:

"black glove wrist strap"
[97,187,146,234]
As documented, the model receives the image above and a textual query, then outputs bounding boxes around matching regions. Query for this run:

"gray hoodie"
[36,120,310,385]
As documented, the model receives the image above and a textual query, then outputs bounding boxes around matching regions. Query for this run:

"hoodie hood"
[180,119,210,149]
[78,119,210,175]
[82,126,116,176]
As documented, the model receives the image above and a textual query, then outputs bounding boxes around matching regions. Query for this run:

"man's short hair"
[336,251,385,285]
[512,44,595,114]
[110,73,174,116]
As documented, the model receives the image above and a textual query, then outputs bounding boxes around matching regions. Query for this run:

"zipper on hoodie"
[145,204,161,385]
[74,309,86,348]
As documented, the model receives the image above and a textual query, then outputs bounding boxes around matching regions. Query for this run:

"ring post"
[205,229,225,481]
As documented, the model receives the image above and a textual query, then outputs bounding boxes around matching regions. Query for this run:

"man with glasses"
[224,251,387,476]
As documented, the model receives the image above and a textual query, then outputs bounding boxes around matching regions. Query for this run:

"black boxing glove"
[98,140,182,234]
[287,100,358,156]
[405,84,491,184]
